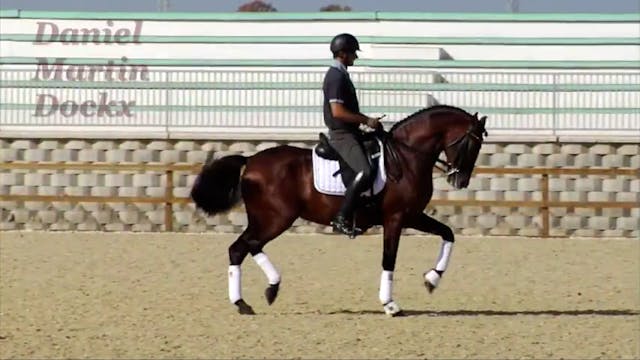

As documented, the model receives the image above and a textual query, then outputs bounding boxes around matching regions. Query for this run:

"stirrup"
[331,216,363,238]
[349,221,364,238]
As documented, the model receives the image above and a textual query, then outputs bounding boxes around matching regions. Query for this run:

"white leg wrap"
[425,269,441,287]
[228,265,242,304]
[435,241,453,272]
[252,252,280,285]
[378,270,393,304]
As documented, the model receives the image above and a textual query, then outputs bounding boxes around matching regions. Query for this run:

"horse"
[190,104,488,316]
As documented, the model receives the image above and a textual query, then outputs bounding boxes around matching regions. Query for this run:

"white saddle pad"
[311,139,387,196]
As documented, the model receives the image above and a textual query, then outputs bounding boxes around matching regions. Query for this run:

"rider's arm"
[330,102,369,125]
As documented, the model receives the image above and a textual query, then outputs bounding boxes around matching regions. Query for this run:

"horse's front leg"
[407,212,455,293]
[379,213,405,317]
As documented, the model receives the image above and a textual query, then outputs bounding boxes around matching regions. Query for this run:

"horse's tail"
[190,154,247,216]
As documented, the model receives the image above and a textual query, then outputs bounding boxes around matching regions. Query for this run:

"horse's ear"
[205,151,216,165]
[473,112,479,119]
[479,116,488,136]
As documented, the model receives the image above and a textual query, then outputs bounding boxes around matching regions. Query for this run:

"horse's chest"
[388,178,432,213]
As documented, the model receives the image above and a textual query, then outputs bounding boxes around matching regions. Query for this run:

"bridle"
[439,127,486,176]
[377,122,487,182]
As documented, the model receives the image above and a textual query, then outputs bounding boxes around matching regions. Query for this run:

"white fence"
[1,68,639,141]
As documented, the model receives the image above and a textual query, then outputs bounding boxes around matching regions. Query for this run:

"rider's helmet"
[330,33,361,56]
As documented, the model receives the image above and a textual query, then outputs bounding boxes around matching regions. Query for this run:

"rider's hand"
[366,115,385,130]
[365,117,379,129]
[366,115,385,129]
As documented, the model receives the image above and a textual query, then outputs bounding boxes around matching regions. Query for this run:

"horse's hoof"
[423,269,440,294]
[383,300,403,317]
[234,299,256,315]
[265,283,280,305]
[424,280,436,294]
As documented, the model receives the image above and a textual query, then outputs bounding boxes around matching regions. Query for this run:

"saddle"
[314,131,382,193]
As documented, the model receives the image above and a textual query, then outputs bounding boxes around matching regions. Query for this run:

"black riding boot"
[332,171,369,238]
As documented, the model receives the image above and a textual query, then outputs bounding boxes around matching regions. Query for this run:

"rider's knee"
[361,167,374,186]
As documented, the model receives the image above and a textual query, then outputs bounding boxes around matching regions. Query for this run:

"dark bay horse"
[191,104,488,316]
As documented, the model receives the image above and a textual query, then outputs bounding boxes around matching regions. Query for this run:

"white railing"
[1,68,638,141]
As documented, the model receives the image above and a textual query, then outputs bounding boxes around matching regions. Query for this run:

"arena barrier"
[0,161,637,237]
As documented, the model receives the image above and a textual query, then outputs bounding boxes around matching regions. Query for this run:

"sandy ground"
[0,231,638,359]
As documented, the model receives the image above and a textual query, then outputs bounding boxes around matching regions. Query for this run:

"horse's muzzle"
[447,170,470,189]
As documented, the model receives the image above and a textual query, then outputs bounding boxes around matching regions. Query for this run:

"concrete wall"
[1,138,638,238]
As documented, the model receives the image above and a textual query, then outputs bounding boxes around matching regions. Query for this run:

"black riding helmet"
[330,33,361,56]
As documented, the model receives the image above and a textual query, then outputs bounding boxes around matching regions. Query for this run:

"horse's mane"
[389,104,475,132]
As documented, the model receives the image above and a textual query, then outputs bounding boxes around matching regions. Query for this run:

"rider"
[323,33,384,237]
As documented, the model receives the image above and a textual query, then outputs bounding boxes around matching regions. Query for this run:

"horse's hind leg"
[247,238,281,306]
[228,228,257,314]
[226,155,301,314]
[228,210,297,314]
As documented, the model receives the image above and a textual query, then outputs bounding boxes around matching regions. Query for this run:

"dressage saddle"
[315,133,340,160]
[315,132,382,191]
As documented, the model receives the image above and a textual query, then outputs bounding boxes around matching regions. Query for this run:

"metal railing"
[1,69,639,139]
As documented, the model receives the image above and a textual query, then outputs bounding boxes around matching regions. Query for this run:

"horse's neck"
[393,119,444,158]
[389,129,439,182]
[397,107,473,153]
[392,113,459,179]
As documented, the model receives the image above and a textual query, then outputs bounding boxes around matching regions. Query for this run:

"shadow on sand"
[319,309,639,317]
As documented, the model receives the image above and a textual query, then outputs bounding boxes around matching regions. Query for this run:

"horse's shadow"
[321,309,638,317]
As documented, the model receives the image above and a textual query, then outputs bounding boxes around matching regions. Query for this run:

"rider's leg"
[331,171,366,234]
[329,132,374,236]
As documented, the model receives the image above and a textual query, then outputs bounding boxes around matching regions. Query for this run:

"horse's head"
[385,105,488,186]
[441,112,488,189]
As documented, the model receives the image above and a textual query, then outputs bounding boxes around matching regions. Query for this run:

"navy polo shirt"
[322,60,360,131]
